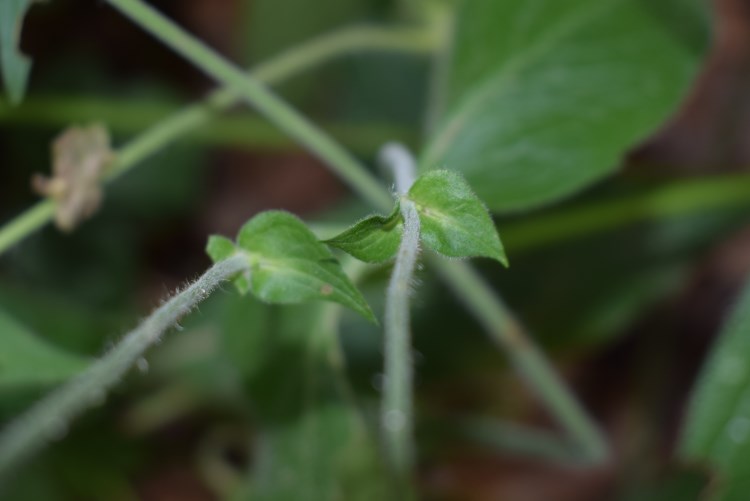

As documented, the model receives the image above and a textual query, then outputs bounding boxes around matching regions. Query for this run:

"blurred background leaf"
[422,0,708,212]
[680,272,750,500]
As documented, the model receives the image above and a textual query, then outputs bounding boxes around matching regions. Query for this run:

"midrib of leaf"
[412,200,493,254]
[255,256,357,304]
[422,0,620,167]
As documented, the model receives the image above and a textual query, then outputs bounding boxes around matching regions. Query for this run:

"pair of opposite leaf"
[207,170,507,322]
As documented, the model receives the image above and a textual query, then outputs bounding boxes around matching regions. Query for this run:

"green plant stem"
[500,174,750,253]
[0,201,54,256]
[105,0,394,209]
[0,96,418,153]
[381,144,419,483]
[0,255,247,477]
[432,258,609,464]
[0,24,434,256]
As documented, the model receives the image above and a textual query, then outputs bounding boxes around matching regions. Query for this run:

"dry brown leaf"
[32,123,113,232]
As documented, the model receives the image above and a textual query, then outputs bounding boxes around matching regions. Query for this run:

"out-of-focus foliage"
[0,310,88,390]
[680,277,750,500]
[422,0,707,212]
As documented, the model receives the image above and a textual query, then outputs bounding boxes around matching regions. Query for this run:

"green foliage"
[0,310,88,390]
[679,276,750,500]
[327,170,507,265]
[324,203,403,263]
[422,0,705,212]
[207,211,375,323]
[0,0,35,105]
[408,170,507,265]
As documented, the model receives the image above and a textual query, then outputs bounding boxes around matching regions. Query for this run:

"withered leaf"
[32,123,113,232]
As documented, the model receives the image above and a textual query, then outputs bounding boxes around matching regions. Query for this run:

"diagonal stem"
[106,0,393,210]
[0,255,248,477]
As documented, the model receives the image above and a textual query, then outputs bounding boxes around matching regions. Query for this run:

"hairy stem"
[0,255,247,477]
[381,144,420,482]
[0,24,434,256]
[432,259,610,463]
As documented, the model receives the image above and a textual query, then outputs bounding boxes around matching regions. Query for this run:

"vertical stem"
[380,144,420,484]
[0,255,248,477]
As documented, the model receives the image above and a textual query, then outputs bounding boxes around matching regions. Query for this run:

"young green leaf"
[407,170,507,266]
[0,0,35,105]
[0,309,89,390]
[324,203,403,263]
[206,211,375,323]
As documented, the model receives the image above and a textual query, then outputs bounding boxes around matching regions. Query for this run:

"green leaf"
[680,276,750,500]
[407,170,507,265]
[324,203,403,263]
[207,211,375,323]
[0,0,35,105]
[422,0,705,212]
[0,309,88,390]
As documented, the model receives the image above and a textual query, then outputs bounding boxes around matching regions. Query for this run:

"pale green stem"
[381,144,419,482]
[105,0,393,209]
[0,255,248,477]
[0,201,54,256]
[0,24,434,256]
[432,258,610,464]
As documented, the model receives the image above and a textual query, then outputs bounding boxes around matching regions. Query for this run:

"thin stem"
[500,174,750,253]
[0,96,418,153]
[0,23,434,256]
[0,255,248,477]
[431,258,610,464]
[105,0,393,209]
[381,145,419,482]
[0,201,54,256]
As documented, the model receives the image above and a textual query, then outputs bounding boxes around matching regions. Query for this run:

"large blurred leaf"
[679,275,750,500]
[422,0,705,212]
[222,298,388,500]
[0,0,34,105]
[0,309,88,390]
